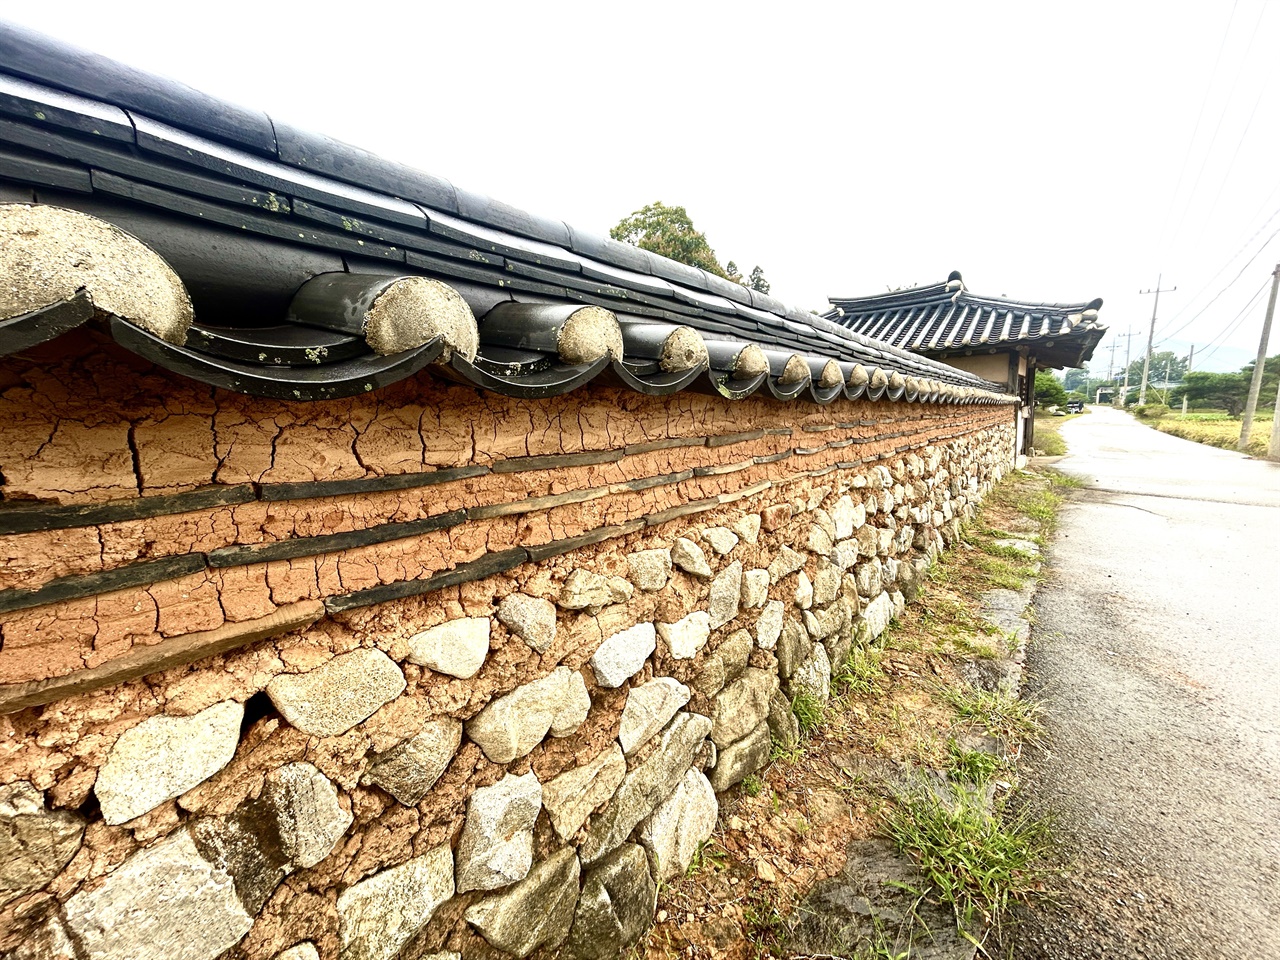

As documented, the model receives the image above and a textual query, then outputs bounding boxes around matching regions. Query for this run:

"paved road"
[999,407,1280,959]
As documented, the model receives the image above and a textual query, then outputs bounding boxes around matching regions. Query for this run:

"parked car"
[1066,400,1084,413]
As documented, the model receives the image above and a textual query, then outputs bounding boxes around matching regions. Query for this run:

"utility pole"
[1182,344,1194,416]
[1138,275,1177,405]
[1118,328,1140,406]
[1239,263,1280,451]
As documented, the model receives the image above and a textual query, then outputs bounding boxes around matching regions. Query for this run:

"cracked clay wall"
[0,328,1015,960]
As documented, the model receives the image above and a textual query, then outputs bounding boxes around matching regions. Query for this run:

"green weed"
[946,739,1002,783]
[741,773,765,797]
[944,685,1043,745]
[833,646,885,695]
[885,784,1053,936]
[792,691,826,735]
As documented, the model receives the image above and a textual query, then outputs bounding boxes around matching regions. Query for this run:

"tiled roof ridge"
[0,21,1014,405]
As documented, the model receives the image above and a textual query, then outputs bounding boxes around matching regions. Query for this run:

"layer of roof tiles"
[824,271,1106,370]
[0,23,1012,407]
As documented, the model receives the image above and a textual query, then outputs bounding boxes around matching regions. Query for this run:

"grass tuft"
[885,784,1053,937]
[833,645,885,696]
[791,691,827,735]
[944,685,1043,745]
[946,739,1002,783]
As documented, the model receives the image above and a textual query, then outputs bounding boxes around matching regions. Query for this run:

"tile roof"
[824,271,1106,370]
[0,24,1014,407]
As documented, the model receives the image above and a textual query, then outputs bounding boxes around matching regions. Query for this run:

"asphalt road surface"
[997,407,1280,959]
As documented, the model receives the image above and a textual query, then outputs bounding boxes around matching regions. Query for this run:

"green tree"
[1124,350,1188,388]
[1179,371,1248,416]
[610,202,729,278]
[1034,370,1068,407]
[748,265,771,295]
[723,260,744,284]
[1062,365,1089,392]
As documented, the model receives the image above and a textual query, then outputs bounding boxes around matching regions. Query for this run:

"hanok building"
[1,23,1024,960]
[824,271,1106,461]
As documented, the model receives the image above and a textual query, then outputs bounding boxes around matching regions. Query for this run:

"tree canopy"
[1173,353,1279,416]
[611,201,770,294]
[1034,370,1068,407]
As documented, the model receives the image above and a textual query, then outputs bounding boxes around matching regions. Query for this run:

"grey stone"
[671,537,712,578]
[565,844,657,959]
[638,769,718,881]
[626,548,673,592]
[543,745,627,840]
[717,630,754,685]
[854,561,883,599]
[5,915,76,960]
[466,667,590,763]
[741,568,769,609]
[265,762,353,869]
[859,593,896,642]
[702,527,740,556]
[711,668,777,749]
[766,689,801,751]
[831,538,860,572]
[730,514,761,544]
[708,722,771,792]
[367,717,462,805]
[892,590,907,619]
[466,848,580,959]
[708,561,743,629]
[657,611,710,660]
[455,772,542,893]
[337,845,454,960]
[559,569,614,610]
[408,617,490,679]
[812,508,837,541]
[767,546,806,583]
[591,623,656,688]
[496,594,557,653]
[268,649,405,738]
[878,526,895,555]
[794,570,814,609]
[787,644,832,705]
[807,523,834,556]
[96,700,244,825]
[690,655,726,698]
[619,678,691,756]
[898,561,923,600]
[274,945,320,960]
[856,524,879,558]
[64,829,252,960]
[805,604,843,641]
[607,576,635,604]
[812,560,841,606]
[831,496,864,539]
[0,782,84,910]
[756,599,784,650]
[776,618,813,680]
[579,713,712,864]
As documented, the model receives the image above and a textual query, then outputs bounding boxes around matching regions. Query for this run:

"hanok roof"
[0,24,1010,407]
[823,271,1105,370]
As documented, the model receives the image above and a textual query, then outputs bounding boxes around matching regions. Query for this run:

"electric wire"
[1156,0,1238,259]
[1155,218,1280,345]
[1195,278,1270,363]
[1167,2,1266,258]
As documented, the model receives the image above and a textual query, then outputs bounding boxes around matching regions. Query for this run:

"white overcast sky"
[6,1,1280,373]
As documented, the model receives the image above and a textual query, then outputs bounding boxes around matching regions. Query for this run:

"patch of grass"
[1043,468,1085,489]
[685,838,727,877]
[792,691,826,735]
[972,555,1037,591]
[1153,415,1273,458]
[979,540,1038,562]
[944,685,1043,745]
[885,784,1053,937]
[1016,489,1063,532]
[741,773,765,797]
[833,645,885,695]
[743,893,787,940]
[769,737,804,764]
[947,739,1002,783]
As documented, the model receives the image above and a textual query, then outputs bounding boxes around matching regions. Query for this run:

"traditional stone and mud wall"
[0,330,1014,960]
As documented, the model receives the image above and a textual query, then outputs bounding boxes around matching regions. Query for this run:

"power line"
[1156,0,1239,258]
[1196,278,1270,363]
[1166,2,1266,256]
[1156,218,1280,345]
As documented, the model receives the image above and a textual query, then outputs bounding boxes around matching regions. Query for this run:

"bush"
[1132,404,1171,420]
